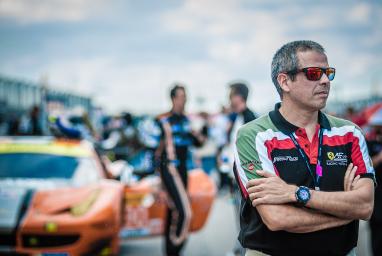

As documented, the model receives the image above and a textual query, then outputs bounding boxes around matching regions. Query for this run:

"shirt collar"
[269,102,331,134]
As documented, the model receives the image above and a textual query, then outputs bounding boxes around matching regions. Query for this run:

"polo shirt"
[233,103,375,256]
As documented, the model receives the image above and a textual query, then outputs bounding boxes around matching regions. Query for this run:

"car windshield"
[0,153,101,185]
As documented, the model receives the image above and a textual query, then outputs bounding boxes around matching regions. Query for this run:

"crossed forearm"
[248,166,374,223]
[306,179,374,220]
[257,204,352,233]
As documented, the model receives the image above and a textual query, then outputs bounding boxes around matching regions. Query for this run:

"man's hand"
[246,170,297,207]
[344,163,360,191]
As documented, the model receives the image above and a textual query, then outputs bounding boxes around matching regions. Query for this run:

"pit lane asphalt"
[120,191,372,256]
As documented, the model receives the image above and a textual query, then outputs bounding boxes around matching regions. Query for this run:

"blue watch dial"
[300,190,309,200]
[296,186,311,205]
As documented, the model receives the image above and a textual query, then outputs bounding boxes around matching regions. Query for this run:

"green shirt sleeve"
[235,127,263,180]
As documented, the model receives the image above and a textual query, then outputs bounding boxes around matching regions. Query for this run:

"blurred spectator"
[211,106,230,149]
[367,124,382,256]
[211,106,231,188]
[155,84,205,256]
[226,81,257,256]
[199,111,210,138]
[344,106,367,127]
[30,105,43,135]
[16,105,43,136]
[7,114,20,136]
[0,114,7,135]
[196,111,218,174]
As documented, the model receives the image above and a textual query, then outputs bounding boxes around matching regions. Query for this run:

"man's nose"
[320,73,330,85]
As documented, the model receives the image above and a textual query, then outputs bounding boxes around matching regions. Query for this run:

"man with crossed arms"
[233,40,375,256]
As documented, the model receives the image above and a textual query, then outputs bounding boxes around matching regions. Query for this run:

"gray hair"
[271,40,326,98]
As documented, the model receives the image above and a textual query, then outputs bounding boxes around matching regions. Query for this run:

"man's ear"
[277,73,290,93]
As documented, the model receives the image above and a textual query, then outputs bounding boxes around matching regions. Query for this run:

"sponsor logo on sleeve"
[241,160,261,171]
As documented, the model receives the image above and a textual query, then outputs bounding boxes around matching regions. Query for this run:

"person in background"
[226,81,257,256]
[155,84,205,256]
[344,106,367,127]
[213,106,231,190]
[29,105,42,135]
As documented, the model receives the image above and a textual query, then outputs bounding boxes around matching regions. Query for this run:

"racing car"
[0,137,124,255]
[0,137,216,255]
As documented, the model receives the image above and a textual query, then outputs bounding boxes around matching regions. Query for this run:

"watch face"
[300,190,309,200]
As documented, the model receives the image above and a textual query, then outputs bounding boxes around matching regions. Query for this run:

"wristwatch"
[295,186,311,205]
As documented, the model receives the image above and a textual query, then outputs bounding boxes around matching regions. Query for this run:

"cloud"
[346,2,372,25]
[0,0,381,115]
[0,0,107,23]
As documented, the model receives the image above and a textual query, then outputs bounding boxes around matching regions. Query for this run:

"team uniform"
[155,112,202,256]
[234,103,375,256]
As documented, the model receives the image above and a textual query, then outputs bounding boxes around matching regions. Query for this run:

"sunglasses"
[286,67,336,81]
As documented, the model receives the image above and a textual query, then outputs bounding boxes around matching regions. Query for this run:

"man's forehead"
[175,88,186,96]
[297,50,328,66]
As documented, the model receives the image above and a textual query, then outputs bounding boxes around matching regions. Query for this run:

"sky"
[0,0,381,115]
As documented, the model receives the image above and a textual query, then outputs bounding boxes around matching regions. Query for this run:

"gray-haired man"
[233,40,375,256]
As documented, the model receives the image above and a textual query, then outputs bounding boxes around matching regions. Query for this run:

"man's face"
[172,88,186,110]
[229,92,243,113]
[287,50,331,111]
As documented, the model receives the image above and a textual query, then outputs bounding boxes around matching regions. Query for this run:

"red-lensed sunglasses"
[286,67,336,81]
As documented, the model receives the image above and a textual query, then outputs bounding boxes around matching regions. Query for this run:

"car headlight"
[70,188,100,217]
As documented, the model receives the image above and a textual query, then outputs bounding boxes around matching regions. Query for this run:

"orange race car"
[0,137,216,255]
[0,137,124,256]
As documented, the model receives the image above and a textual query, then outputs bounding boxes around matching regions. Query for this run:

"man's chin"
[318,101,327,110]
[307,99,327,111]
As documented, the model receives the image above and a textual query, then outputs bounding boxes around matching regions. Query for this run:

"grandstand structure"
[0,75,93,134]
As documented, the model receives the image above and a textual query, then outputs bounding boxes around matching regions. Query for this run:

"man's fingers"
[256,170,275,178]
[247,184,263,194]
[353,175,360,183]
[351,175,361,190]
[246,178,266,188]
[344,163,353,191]
[347,166,358,191]
[344,164,358,191]
[249,191,265,202]
[252,197,266,207]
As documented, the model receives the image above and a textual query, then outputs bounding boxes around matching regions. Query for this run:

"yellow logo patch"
[327,152,335,160]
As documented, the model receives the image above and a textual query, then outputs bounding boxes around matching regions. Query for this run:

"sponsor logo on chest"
[273,156,298,163]
[326,151,348,166]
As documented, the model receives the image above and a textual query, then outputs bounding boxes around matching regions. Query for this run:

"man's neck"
[171,107,184,115]
[279,100,319,141]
